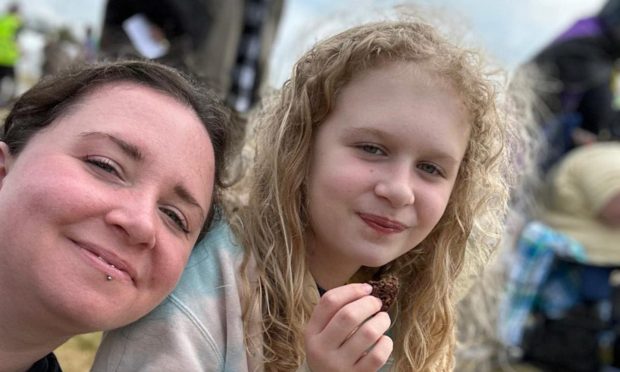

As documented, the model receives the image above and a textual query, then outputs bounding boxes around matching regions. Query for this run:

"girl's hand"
[304,283,393,371]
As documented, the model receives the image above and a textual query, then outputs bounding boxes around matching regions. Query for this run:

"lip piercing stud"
[106,274,113,281]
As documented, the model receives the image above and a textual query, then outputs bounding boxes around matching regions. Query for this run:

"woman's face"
[0,82,215,332]
[306,62,470,289]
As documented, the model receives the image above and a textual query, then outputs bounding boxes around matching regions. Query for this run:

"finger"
[305,283,373,335]
[341,311,391,360]
[319,295,383,350]
[354,335,393,372]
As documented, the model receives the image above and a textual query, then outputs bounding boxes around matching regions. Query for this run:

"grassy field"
[54,333,101,372]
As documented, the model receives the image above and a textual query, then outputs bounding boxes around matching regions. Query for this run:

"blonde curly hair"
[230,19,521,371]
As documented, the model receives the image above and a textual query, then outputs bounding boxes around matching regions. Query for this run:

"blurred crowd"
[458,1,620,371]
[0,0,283,113]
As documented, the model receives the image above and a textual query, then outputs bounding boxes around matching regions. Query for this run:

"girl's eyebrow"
[342,126,462,163]
[342,126,388,140]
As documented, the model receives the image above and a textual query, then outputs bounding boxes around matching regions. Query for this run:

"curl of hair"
[232,20,521,371]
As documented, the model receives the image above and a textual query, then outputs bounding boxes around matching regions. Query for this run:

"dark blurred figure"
[528,0,620,170]
[500,143,620,372]
[41,27,81,76]
[82,25,98,63]
[0,2,21,104]
[99,0,283,113]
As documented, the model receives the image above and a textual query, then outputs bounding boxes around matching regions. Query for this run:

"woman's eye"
[418,163,442,176]
[160,207,190,233]
[85,156,121,177]
[359,144,386,156]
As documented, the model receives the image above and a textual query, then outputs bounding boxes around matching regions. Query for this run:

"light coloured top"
[92,220,259,372]
[92,218,396,371]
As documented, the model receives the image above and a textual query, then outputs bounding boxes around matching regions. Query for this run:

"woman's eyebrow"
[79,131,144,161]
[174,184,205,220]
[80,131,206,220]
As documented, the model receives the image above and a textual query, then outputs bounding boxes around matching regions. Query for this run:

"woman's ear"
[0,142,13,189]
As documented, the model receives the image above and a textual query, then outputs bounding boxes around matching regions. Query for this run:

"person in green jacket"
[0,2,22,103]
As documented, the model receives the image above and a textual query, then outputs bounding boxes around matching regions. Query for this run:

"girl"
[95,20,521,371]
[0,59,230,371]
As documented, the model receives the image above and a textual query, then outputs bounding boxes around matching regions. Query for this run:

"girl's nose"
[374,171,415,208]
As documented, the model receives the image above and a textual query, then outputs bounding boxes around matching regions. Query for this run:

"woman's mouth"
[73,240,136,284]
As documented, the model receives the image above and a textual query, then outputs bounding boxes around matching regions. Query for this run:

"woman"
[0,59,230,371]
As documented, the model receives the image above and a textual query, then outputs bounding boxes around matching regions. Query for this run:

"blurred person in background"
[41,27,81,77]
[82,25,98,63]
[99,0,283,113]
[541,143,620,263]
[527,0,620,171]
[0,2,21,105]
[499,142,620,371]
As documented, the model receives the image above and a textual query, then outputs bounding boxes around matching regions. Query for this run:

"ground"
[54,333,101,372]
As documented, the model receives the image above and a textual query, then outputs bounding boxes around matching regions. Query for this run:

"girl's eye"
[85,156,121,177]
[160,207,190,234]
[359,144,386,156]
[418,163,442,176]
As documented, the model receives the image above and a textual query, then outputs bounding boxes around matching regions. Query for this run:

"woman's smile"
[73,239,136,284]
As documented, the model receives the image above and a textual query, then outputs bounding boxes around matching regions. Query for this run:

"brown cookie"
[368,274,399,312]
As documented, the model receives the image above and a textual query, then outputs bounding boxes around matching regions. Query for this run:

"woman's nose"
[105,193,157,249]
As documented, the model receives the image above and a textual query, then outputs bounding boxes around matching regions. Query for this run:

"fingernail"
[363,283,373,293]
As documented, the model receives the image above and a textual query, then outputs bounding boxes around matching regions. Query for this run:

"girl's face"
[306,62,470,289]
[0,82,215,332]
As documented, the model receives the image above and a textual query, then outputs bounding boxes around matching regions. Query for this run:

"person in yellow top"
[0,2,21,102]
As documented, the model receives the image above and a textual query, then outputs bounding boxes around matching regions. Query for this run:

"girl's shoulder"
[174,218,246,297]
[191,218,243,261]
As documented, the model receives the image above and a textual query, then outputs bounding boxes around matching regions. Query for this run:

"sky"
[269,0,606,85]
[0,0,607,86]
